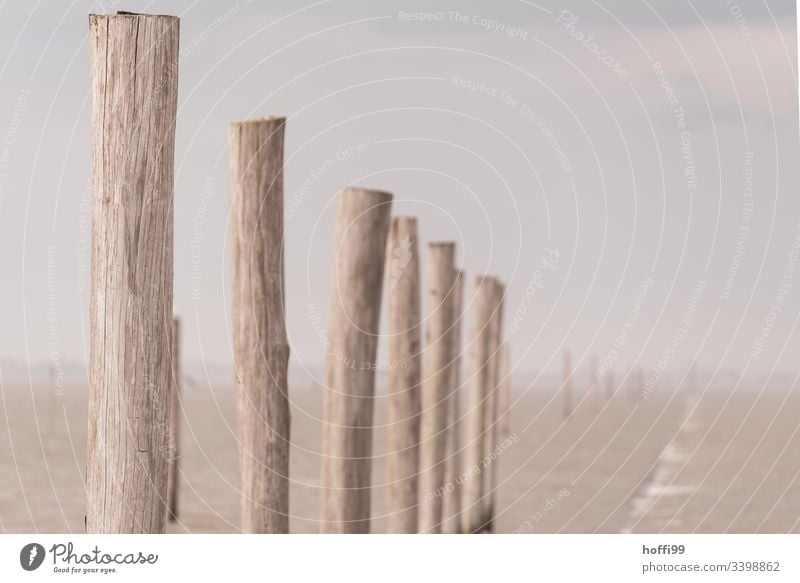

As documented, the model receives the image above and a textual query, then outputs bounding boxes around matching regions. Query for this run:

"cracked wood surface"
[321,187,392,533]
[384,217,422,533]
[418,242,457,533]
[229,116,290,533]
[86,12,179,533]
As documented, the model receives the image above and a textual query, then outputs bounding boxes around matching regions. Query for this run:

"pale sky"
[0,0,797,390]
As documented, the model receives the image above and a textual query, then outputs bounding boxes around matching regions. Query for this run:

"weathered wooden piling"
[418,243,457,533]
[385,216,422,533]
[563,350,573,420]
[441,269,465,534]
[321,187,393,533]
[166,317,181,522]
[229,116,290,533]
[86,11,179,534]
[482,279,505,532]
[460,276,495,534]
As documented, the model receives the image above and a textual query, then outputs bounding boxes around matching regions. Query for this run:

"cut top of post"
[90,11,179,22]
[230,115,287,127]
[339,186,393,203]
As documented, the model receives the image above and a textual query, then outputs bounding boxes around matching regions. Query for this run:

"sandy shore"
[1,381,798,533]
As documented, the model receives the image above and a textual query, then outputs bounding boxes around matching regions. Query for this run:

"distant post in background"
[321,187,393,533]
[441,269,465,534]
[605,369,615,402]
[167,317,181,522]
[635,367,645,400]
[385,216,422,533]
[418,243,457,533]
[461,276,495,534]
[482,279,505,533]
[496,343,511,438]
[86,12,179,534]
[589,356,599,408]
[562,350,573,420]
[229,116,291,533]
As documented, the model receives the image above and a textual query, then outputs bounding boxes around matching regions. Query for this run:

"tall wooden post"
[385,216,422,533]
[321,187,393,533]
[418,243,457,533]
[86,12,178,534]
[460,276,495,534]
[562,350,573,420]
[482,279,505,532]
[166,317,181,522]
[229,116,291,533]
[441,269,464,534]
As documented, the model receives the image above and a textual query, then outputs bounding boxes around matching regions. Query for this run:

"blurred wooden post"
[589,356,599,408]
[229,116,290,533]
[605,369,615,401]
[635,367,645,400]
[86,11,178,534]
[496,343,511,437]
[563,350,573,419]
[385,216,422,533]
[460,276,495,534]
[321,187,393,533]
[166,317,181,522]
[441,270,464,534]
[482,279,505,532]
[418,243,456,533]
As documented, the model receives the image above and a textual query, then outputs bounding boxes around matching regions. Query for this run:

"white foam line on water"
[620,394,699,533]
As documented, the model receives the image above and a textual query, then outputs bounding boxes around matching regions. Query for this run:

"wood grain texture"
[460,275,495,534]
[385,216,422,533]
[482,279,505,532]
[86,12,179,534]
[229,116,291,533]
[417,242,456,533]
[441,269,464,534]
[166,316,180,522]
[321,187,393,533]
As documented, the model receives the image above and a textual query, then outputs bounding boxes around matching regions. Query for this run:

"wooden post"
[166,317,181,522]
[229,116,291,533]
[385,216,422,533]
[418,243,457,533]
[589,356,599,408]
[563,350,573,420]
[635,366,645,400]
[688,360,698,396]
[460,276,495,534]
[441,269,465,534]
[496,343,511,438]
[605,368,615,401]
[86,11,178,534]
[482,279,505,532]
[321,187,393,533]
